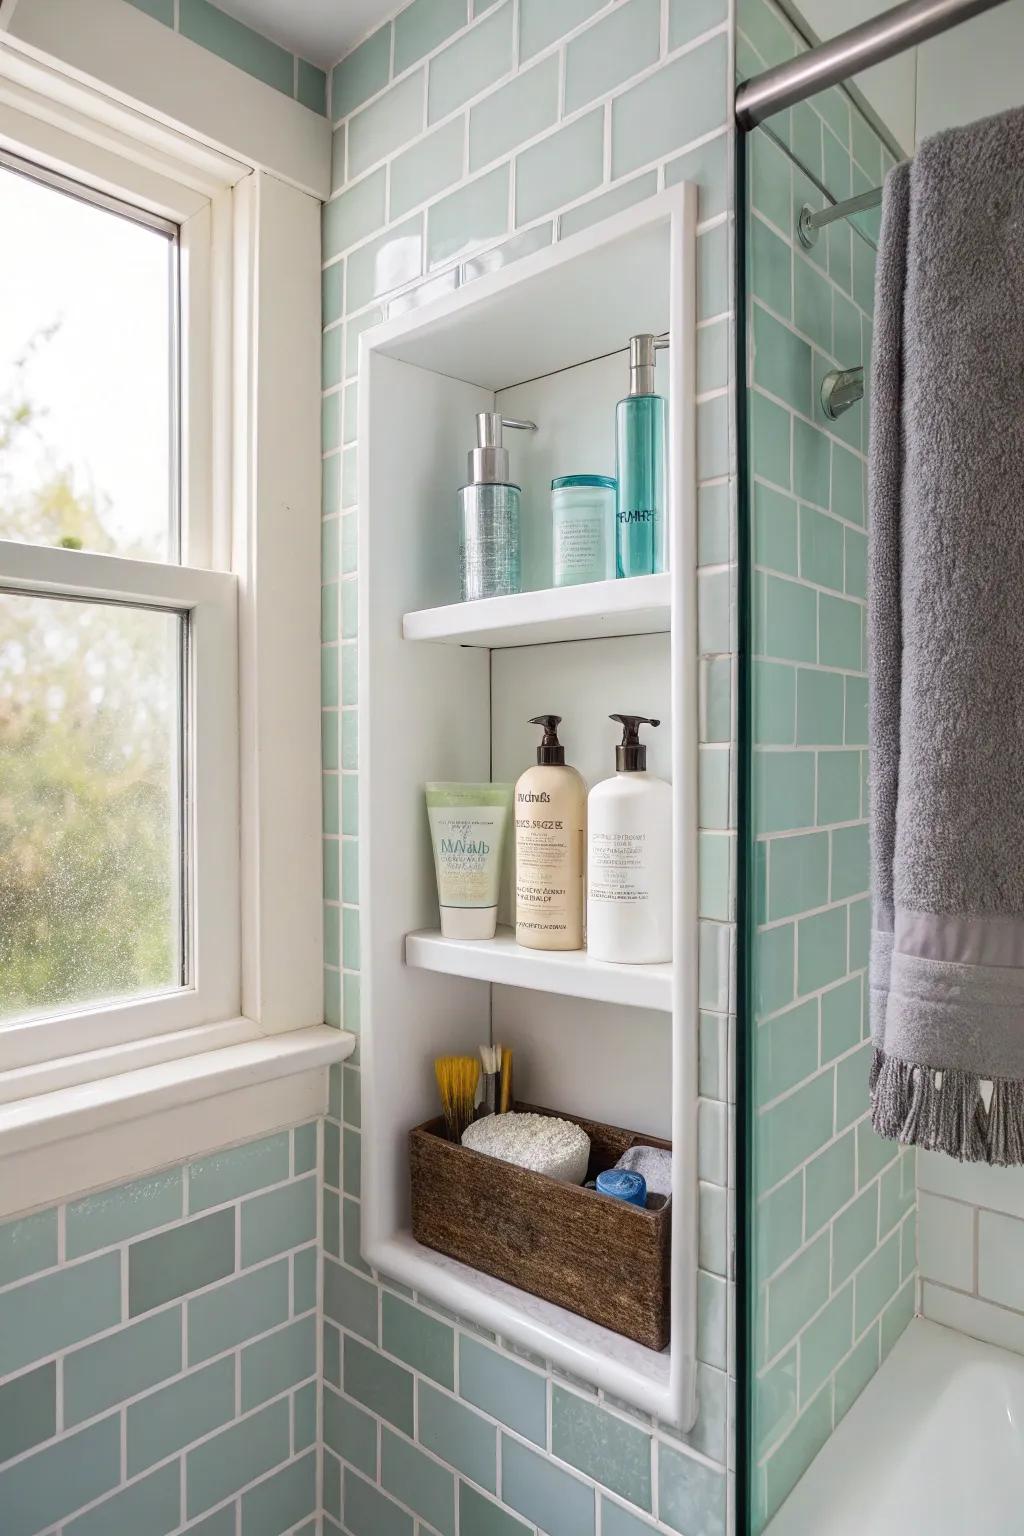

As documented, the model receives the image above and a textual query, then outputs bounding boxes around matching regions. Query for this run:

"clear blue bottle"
[615,334,667,578]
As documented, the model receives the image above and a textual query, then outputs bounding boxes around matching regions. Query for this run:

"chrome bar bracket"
[821,366,864,419]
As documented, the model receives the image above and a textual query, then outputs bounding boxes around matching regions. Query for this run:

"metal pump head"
[529,714,565,765]
[611,713,660,772]
[627,333,670,397]
[468,413,537,485]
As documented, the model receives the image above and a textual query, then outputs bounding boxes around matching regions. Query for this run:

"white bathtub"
[766,1318,1024,1534]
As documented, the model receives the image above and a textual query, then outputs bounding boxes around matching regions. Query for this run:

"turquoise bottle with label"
[615,334,667,578]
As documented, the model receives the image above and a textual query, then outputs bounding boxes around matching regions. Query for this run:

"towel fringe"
[987,1078,1024,1167]
[870,1052,989,1162]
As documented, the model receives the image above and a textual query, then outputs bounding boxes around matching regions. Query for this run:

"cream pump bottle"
[587,715,672,964]
[514,716,586,951]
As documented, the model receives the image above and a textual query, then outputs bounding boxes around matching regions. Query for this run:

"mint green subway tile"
[0,1253,120,1375]
[665,132,729,221]
[750,129,791,231]
[800,506,843,590]
[470,54,557,170]
[800,1281,853,1406]
[241,1451,315,1536]
[345,1333,414,1433]
[294,1122,316,1175]
[341,574,358,637]
[419,1379,496,1489]
[845,526,867,598]
[188,1133,289,1213]
[0,1361,55,1464]
[797,667,844,745]
[754,749,814,833]
[698,1267,728,1369]
[669,0,727,46]
[240,1315,316,1411]
[324,1256,377,1340]
[560,172,659,239]
[346,1468,413,1536]
[754,302,811,416]
[67,1461,180,1536]
[822,125,851,202]
[821,974,861,1061]
[241,1175,315,1266]
[0,1415,119,1536]
[855,1230,901,1336]
[831,823,868,900]
[519,0,605,59]
[757,1069,834,1189]
[817,85,850,146]
[612,33,727,177]
[828,218,853,296]
[697,395,729,480]
[342,968,361,1029]
[797,904,847,994]
[699,1179,728,1275]
[852,236,876,316]
[395,0,466,73]
[879,1150,916,1238]
[428,165,509,266]
[186,1398,289,1519]
[760,574,816,663]
[460,1334,547,1442]
[333,26,391,120]
[751,389,791,490]
[835,1320,879,1423]
[325,902,340,968]
[755,1345,796,1459]
[881,1275,915,1359]
[835,1040,872,1131]
[699,747,730,831]
[324,838,339,901]
[382,1292,454,1386]
[600,1503,659,1536]
[344,1064,362,1127]
[0,1209,57,1287]
[428,2,513,122]
[297,59,326,115]
[767,1233,829,1357]
[324,170,386,259]
[128,1357,234,1476]
[698,481,730,566]
[753,483,797,575]
[851,110,881,180]
[765,1382,833,1523]
[331,123,346,191]
[791,102,822,181]
[817,750,860,825]
[516,109,603,226]
[294,1245,317,1312]
[805,1130,855,1236]
[350,71,425,177]
[391,119,464,220]
[793,416,830,508]
[324,1451,342,1523]
[325,967,341,1028]
[461,1483,531,1536]
[698,223,729,321]
[793,256,833,355]
[757,1172,803,1279]
[65,1308,181,1427]
[768,830,828,919]
[323,454,341,518]
[552,1385,652,1509]
[753,660,796,745]
[179,0,292,95]
[126,0,173,20]
[658,1441,725,1536]
[819,592,862,670]
[347,215,423,310]
[381,1426,455,1535]
[322,328,342,392]
[502,1433,595,1536]
[565,0,659,113]
[702,653,731,743]
[67,1169,181,1258]
[343,384,358,445]
[699,317,730,393]
[698,566,731,655]
[835,1179,884,1290]
[188,1259,289,1364]
[755,922,794,1015]
[462,222,552,280]
[324,1383,377,1476]
[346,308,382,377]
[756,997,818,1103]
[743,0,797,67]
[858,1118,897,1188]
[751,215,792,319]
[342,839,360,907]
[833,290,860,365]
[845,675,868,745]
[323,1187,340,1257]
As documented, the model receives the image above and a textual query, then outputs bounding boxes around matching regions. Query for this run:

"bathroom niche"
[358,186,698,1427]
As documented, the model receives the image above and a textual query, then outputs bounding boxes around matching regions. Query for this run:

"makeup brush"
[434,1055,480,1142]
[479,1043,502,1116]
[498,1047,513,1113]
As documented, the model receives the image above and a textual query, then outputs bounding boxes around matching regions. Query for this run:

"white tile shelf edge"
[402,573,671,648]
[406,927,672,1010]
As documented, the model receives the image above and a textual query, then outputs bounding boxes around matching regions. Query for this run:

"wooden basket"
[409,1103,671,1351]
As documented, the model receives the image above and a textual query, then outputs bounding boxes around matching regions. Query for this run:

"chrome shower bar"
[735,0,1013,130]
[798,186,883,247]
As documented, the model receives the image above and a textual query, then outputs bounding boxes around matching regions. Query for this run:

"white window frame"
[0,36,348,1212]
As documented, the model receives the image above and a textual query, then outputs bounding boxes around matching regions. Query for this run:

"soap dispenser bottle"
[587,715,672,964]
[515,715,586,952]
[615,335,668,578]
[459,412,537,602]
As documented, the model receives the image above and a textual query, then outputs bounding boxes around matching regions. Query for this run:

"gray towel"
[869,106,1024,1163]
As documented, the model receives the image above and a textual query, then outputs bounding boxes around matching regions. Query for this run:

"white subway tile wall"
[919,1149,1024,1347]
[321,0,738,1532]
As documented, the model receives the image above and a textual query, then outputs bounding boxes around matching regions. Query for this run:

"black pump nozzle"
[611,713,660,772]
[529,714,565,765]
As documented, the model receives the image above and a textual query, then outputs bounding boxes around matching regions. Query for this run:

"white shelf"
[405,927,672,1011]
[402,573,670,649]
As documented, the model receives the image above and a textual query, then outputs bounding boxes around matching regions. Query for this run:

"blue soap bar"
[595,1169,647,1207]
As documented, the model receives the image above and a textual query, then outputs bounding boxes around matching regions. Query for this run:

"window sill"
[0,1022,354,1219]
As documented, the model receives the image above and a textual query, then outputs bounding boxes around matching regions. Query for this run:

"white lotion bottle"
[514,715,586,951]
[587,715,672,964]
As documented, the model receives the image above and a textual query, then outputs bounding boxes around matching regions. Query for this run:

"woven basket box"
[409,1103,671,1351]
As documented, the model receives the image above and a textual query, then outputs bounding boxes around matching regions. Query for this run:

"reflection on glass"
[0,160,175,561]
[0,592,183,1022]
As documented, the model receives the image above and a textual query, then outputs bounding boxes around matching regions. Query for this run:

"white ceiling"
[214,0,395,68]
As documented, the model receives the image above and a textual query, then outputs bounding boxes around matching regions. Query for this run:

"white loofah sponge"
[462,1112,590,1185]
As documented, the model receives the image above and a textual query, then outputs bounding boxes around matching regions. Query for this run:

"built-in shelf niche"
[358,186,698,1426]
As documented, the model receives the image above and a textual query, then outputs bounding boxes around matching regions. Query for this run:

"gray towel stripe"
[895,910,1024,968]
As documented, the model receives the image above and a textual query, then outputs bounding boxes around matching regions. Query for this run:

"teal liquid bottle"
[615,334,667,578]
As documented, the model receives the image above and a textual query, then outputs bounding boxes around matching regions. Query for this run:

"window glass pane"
[0,159,175,561]
[0,591,183,1023]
